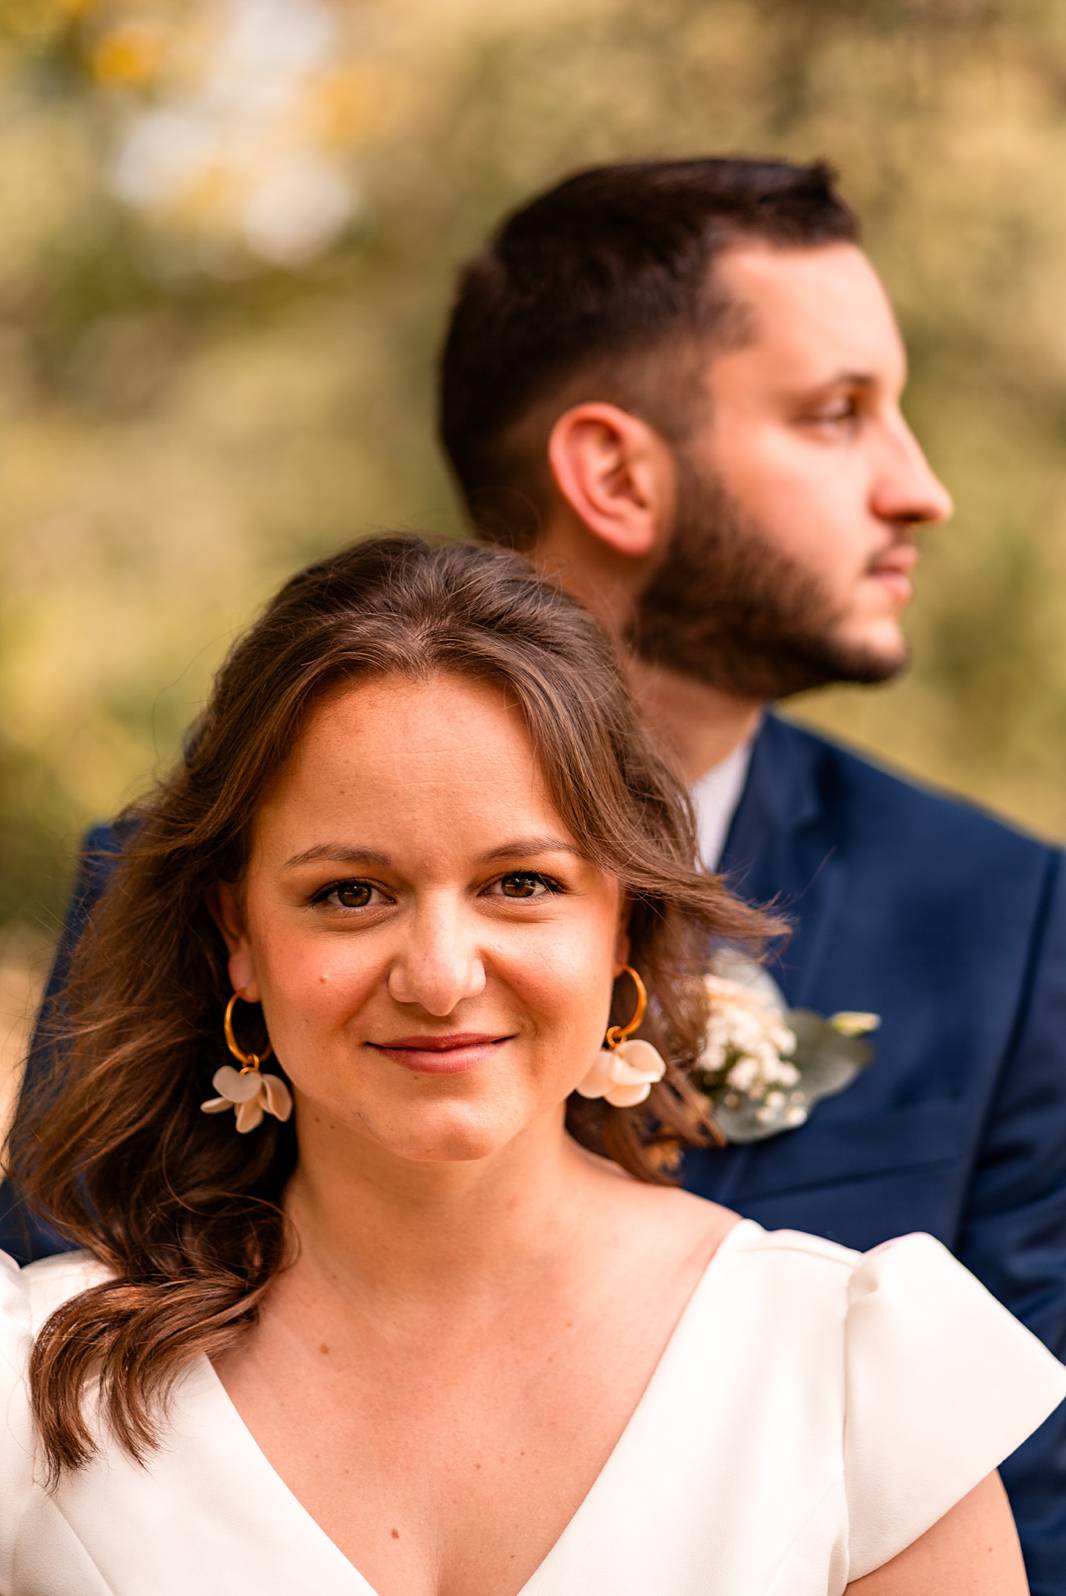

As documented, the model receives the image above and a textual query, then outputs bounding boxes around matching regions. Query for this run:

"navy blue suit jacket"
[3,712,1065,1591]
[687,714,1066,1595]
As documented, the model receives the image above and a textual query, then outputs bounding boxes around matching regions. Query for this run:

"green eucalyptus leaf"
[788,1009,874,1098]
[708,1096,802,1144]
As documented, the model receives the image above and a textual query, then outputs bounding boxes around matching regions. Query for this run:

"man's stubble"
[628,453,908,701]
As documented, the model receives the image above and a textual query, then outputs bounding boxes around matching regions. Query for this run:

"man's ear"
[210,882,260,1001]
[548,403,675,560]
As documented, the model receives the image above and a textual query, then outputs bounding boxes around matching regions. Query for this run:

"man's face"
[631,242,954,699]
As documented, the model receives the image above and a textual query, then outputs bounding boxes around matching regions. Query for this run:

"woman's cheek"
[259,930,381,1044]
[518,925,613,1044]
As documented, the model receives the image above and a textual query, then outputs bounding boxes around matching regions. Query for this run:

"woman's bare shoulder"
[845,1473,1028,1595]
[585,1160,742,1274]
[653,1187,743,1269]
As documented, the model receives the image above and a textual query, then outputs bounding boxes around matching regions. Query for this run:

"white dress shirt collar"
[689,736,755,872]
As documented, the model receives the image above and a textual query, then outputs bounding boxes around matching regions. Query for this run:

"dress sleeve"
[0,1253,34,1595]
[843,1231,1066,1582]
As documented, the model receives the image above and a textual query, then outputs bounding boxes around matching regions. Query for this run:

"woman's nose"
[386,903,487,1015]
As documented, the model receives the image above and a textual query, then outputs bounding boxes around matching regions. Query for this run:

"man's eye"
[808,398,858,425]
[310,880,382,910]
[491,871,562,900]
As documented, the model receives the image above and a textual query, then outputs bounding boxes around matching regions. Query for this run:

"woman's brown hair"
[7,534,773,1479]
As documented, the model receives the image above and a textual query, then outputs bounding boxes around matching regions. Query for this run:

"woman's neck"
[282,1113,616,1323]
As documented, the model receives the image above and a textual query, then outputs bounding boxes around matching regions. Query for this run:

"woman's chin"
[359,1100,534,1167]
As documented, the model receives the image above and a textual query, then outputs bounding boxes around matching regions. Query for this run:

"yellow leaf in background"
[306,63,413,149]
[89,22,168,87]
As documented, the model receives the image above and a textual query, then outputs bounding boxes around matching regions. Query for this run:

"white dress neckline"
[189,1217,759,1596]
[7,1224,1065,1594]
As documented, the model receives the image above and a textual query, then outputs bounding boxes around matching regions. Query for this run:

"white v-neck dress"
[3,1221,1064,1596]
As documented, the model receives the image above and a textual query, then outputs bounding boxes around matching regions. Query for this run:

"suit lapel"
[718,713,845,1009]
[695,716,846,1206]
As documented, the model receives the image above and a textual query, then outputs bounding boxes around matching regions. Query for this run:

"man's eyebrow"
[811,369,876,390]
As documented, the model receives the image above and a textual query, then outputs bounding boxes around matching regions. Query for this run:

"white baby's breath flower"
[768,1021,799,1054]
[699,1031,728,1074]
[698,973,798,1104]
[725,1057,760,1093]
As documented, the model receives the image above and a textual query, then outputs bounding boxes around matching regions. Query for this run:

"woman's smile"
[367,1032,515,1074]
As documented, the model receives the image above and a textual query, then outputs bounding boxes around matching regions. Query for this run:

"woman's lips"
[367,1034,512,1074]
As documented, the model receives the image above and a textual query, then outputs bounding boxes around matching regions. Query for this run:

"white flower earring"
[201,991,293,1133]
[575,964,667,1108]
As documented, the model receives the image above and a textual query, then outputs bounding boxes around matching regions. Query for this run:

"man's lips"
[868,545,918,578]
[366,1033,513,1074]
[867,545,917,602]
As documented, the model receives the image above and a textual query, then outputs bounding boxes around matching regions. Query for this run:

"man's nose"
[872,416,954,528]
[386,901,487,1015]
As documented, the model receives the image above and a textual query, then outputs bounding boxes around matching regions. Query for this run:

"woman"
[2,536,1063,1596]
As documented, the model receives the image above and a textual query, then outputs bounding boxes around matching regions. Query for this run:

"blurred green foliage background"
[2,0,1066,1083]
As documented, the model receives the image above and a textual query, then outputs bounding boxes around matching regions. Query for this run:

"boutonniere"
[691,949,879,1144]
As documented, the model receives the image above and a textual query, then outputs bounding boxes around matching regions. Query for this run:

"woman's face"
[216,672,626,1166]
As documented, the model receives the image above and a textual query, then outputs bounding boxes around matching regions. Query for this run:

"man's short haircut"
[438,157,859,549]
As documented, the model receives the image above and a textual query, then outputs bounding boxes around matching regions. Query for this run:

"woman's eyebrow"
[283,837,581,870]
[284,844,393,870]
[477,836,581,863]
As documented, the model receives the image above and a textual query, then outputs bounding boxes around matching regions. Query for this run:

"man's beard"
[628,457,909,700]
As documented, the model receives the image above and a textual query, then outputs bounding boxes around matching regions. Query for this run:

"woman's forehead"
[250,672,576,864]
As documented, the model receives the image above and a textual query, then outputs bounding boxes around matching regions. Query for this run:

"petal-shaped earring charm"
[201,1063,293,1132]
[201,992,293,1133]
[575,1036,667,1108]
[575,966,667,1108]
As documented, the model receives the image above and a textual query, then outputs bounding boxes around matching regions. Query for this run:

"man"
[437,158,1066,1592]
[5,157,1065,1586]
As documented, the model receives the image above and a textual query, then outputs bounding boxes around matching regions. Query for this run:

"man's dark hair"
[438,157,859,548]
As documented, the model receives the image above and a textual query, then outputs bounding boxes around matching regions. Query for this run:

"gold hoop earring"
[604,964,648,1051]
[202,992,292,1133]
[575,964,665,1109]
[223,991,273,1075]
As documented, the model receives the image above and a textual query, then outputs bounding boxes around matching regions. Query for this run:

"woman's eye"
[489,871,563,900]
[311,880,383,910]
